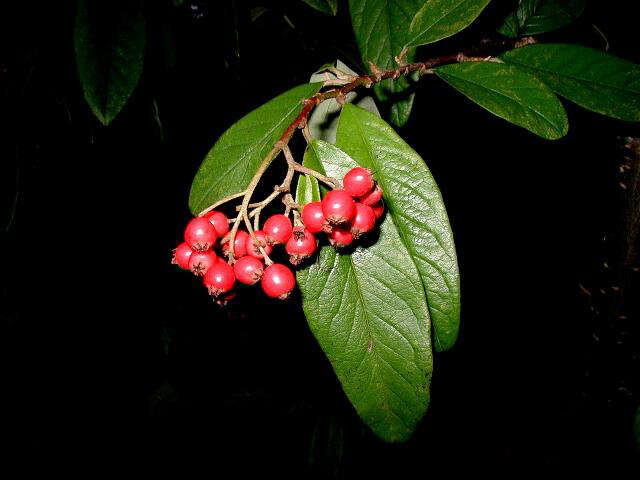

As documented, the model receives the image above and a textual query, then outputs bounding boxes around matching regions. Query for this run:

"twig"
[201,37,535,259]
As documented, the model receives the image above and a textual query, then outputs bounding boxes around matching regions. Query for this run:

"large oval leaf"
[501,44,640,122]
[296,140,433,443]
[436,61,568,139]
[74,0,145,125]
[348,0,424,127]
[498,0,585,38]
[406,0,491,47]
[336,104,460,351]
[189,82,323,215]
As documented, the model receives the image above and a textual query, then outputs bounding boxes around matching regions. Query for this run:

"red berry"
[371,201,385,219]
[329,227,353,248]
[263,214,293,245]
[343,167,374,198]
[204,210,230,237]
[321,189,356,225]
[172,242,193,270]
[285,227,316,265]
[188,250,218,276]
[261,263,296,299]
[247,230,273,259]
[359,183,383,206]
[233,256,264,285]
[301,202,327,234]
[184,217,218,251]
[203,261,235,297]
[350,203,376,238]
[222,230,249,258]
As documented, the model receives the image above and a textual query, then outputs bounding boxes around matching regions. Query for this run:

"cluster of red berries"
[172,167,383,303]
[301,167,384,247]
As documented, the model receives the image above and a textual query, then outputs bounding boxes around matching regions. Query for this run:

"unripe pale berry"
[263,214,293,245]
[189,250,218,276]
[322,189,356,225]
[184,217,218,251]
[371,201,385,219]
[172,242,193,270]
[329,226,354,248]
[204,210,230,237]
[350,203,376,238]
[222,230,249,258]
[285,227,316,265]
[247,230,273,259]
[261,263,296,299]
[233,256,264,285]
[359,183,383,206]
[203,261,235,297]
[301,202,327,234]
[343,167,374,198]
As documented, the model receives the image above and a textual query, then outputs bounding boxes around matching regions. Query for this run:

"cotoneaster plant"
[75,0,640,443]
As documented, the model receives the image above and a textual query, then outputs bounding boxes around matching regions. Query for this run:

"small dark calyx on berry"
[215,292,236,306]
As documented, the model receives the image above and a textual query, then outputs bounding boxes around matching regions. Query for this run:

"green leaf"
[348,0,425,127]
[302,0,338,15]
[435,61,568,139]
[337,104,461,351]
[498,0,585,38]
[406,0,491,47]
[308,60,380,144]
[189,82,323,215]
[74,0,145,125]
[501,44,640,122]
[296,140,433,442]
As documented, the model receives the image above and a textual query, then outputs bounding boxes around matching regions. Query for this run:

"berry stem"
[203,36,537,252]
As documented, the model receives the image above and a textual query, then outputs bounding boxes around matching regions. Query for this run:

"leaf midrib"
[349,117,445,351]
[437,68,564,135]
[502,56,640,96]
[345,256,415,434]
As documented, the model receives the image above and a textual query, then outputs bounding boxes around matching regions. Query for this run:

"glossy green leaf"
[501,44,640,122]
[436,61,568,139]
[348,0,424,127]
[74,0,145,125]
[296,140,432,442]
[308,60,380,144]
[498,0,585,38]
[406,0,491,47]
[302,0,338,15]
[189,82,323,215]
[336,104,461,351]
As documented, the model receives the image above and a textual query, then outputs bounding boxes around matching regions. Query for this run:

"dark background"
[3,0,639,476]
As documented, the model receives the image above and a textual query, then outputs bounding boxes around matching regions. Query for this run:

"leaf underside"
[336,105,461,351]
[189,82,323,215]
[297,140,433,443]
[308,60,381,144]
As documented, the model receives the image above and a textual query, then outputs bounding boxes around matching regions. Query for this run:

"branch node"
[515,36,537,48]
[368,62,384,82]
[394,47,409,67]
